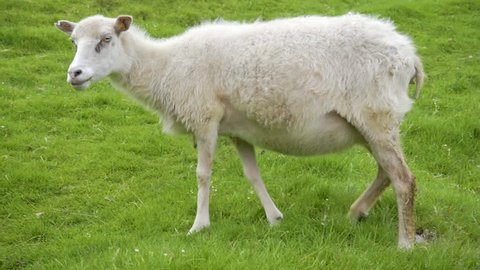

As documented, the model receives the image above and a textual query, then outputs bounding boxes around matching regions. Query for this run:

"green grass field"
[1,0,479,269]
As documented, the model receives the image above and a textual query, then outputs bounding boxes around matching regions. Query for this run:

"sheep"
[55,13,424,249]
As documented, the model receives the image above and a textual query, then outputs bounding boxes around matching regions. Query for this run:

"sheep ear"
[55,20,76,36]
[114,15,132,33]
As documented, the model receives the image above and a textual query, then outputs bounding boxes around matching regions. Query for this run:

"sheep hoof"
[398,240,414,251]
[187,222,210,235]
[268,213,284,226]
[348,210,368,223]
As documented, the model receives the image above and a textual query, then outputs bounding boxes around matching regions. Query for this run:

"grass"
[1,0,479,269]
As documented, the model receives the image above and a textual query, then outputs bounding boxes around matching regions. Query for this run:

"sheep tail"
[412,56,425,99]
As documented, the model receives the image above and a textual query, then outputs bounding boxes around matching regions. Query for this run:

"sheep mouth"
[70,77,92,90]
[70,77,92,86]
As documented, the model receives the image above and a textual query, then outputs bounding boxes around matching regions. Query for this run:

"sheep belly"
[219,109,363,156]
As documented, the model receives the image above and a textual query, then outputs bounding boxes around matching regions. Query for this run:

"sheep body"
[56,13,424,249]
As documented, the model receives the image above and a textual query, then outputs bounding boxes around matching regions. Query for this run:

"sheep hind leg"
[370,140,415,250]
[233,138,283,225]
[350,113,416,250]
[349,165,390,222]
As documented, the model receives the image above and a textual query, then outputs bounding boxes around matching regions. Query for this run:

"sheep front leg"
[233,138,283,225]
[188,124,218,235]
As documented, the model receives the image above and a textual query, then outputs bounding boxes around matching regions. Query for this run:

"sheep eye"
[95,36,112,53]
[102,36,112,43]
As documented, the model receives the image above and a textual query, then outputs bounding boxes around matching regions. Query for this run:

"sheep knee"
[392,173,416,197]
[196,166,211,185]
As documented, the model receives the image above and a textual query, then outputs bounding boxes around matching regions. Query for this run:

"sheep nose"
[68,69,83,79]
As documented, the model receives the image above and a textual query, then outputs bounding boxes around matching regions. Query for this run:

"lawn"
[1,0,479,269]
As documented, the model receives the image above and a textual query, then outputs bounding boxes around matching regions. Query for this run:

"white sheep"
[56,13,424,249]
